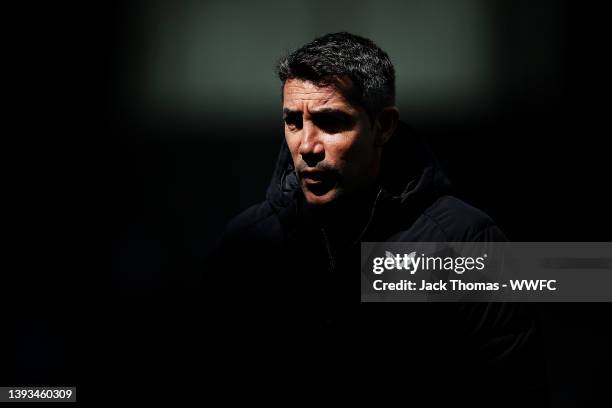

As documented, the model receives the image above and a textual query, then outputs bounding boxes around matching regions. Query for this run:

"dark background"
[4,0,611,405]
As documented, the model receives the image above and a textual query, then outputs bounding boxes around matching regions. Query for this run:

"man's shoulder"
[396,195,507,242]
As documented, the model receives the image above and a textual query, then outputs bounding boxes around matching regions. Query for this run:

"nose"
[298,121,325,167]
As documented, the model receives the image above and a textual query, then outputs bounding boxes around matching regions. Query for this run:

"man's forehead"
[282,78,353,108]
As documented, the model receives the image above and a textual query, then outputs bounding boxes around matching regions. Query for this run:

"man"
[213,32,506,300]
[209,33,547,406]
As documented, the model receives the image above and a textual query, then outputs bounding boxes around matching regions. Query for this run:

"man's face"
[283,78,380,207]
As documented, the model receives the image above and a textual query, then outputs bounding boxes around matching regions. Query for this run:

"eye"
[284,113,303,131]
[313,113,353,134]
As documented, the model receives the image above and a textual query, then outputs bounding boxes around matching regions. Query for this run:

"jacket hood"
[265,121,451,212]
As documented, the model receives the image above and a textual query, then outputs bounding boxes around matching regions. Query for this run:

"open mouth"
[300,170,336,196]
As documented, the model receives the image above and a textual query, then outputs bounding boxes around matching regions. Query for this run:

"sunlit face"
[282,78,381,207]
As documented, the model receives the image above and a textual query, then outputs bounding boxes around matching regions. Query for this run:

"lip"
[299,170,336,195]
[304,178,323,185]
[300,170,327,183]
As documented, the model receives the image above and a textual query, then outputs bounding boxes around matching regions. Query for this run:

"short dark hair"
[277,32,396,121]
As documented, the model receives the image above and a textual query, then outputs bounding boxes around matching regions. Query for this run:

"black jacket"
[208,122,548,406]
[216,122,506,264]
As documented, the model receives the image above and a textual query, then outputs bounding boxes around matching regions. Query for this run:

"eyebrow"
[283,107,352,116]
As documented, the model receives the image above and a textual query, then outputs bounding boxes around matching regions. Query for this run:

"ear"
[374,106,399,146]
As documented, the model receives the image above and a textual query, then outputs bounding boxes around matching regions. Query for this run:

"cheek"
[285,132,300,163]
[319,135,347,167]
[331,131,372,172]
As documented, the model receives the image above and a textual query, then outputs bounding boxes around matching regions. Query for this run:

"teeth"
[303,174,323,181]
